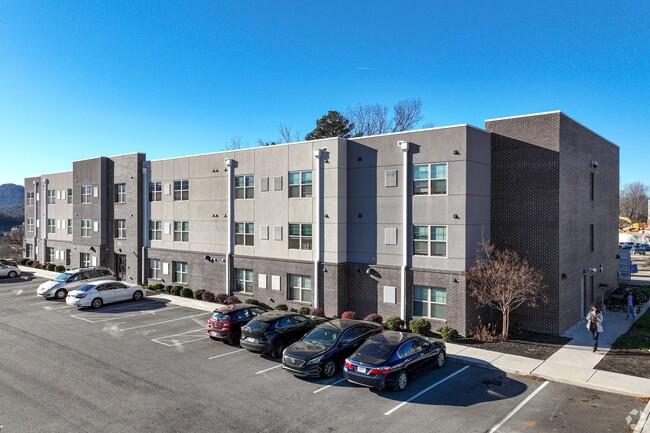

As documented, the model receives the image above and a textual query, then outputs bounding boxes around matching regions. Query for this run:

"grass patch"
[612,306,650,351]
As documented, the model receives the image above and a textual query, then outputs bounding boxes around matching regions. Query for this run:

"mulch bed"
[595,349,650,379]
[454,331,572,361]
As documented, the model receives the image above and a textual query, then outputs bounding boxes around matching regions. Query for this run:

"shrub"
[225,295,241,305]
[274,304,288,311]
[468,316,500,342]
[55,265,66,273]
[341,311,356,319]
[385,316,404,331]
[364,313,383,324]
[310,308,325,317]
[440,325,459,342]
[19,258,29,265]
[154,283,164,291]
[409,318,431,336]
[214,293,228,304]
[245,298,261,305]
[298,306,311,315]
[46,263,56,271]
[180,288,194,298]
[174,285,184,293]
[26,260,34,267]
[193,289,205,300]
[32,261,42,269]
[170,286,181,296]
[164,285,174,294]
[201,291,215,302]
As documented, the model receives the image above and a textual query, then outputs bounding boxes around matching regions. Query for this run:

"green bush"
[26,260,34,267]
[409,318,431,336]
[55,265,66,273]
[193,289,205,300]
[170,286,181,296]
[298,306,311,315]
[164,285,173,294]
[385,316,404,331]
[19,258,29,265]
[245,298,261,305]
[274,304,288,311]
[180,288,193,298]
[46,263,56,271]
[201,291,215,302]
[439,325,459,342]
[153,283,164,291]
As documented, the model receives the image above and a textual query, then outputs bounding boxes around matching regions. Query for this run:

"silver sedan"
[0,264,21,278]
[66,280,145,309]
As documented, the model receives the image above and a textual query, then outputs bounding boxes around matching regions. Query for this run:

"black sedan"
[282,319,383,378]
[241,311,328,358]
[343,331,446,391]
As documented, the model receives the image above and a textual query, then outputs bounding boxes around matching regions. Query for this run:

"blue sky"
[1,1,648,187]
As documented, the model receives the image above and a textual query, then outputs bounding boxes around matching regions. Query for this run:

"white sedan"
[0,264,21,278]
[66,280,145,308]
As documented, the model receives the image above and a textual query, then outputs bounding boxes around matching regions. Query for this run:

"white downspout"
[33,180,38,259]
[141,163,150,284]
[42,179,49,260]
[225,158,233,295]
[313,148,325,309]
[398,141,410,321]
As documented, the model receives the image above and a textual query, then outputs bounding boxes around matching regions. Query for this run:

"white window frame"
[47,218,56,234]
[149,220,162,240]
[80,252,91,268]
[235,268,254,293]
[67,219,73,235]
[67,188,73,204]
[81,219,92,237]
[149,258,161,279]
[288,274,312,303]
[288,171,312,198]
[26,218,34,232]
[115,183,126,203]
[81,185,92,203]
[288,223,312,250]
[149,181,162,202]
[413,286,447,320]
[235,175,255,199]
[235,222,254,246]
[27,192,35,206]
[413,225,447,257]
[413,162,448,196]
[47,190,56,204]
[173,261,188,284]
[115,219,127,239]
[173,221,189,242]
[46,247,54,263]
[173,180,189,201]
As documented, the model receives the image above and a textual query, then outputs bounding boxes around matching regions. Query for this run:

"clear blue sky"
[1,1,648,187]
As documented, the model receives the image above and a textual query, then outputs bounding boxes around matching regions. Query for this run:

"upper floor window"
[26,218,34,232]
[590,172,594,202]
[115,183,126,203]
[67,219,73,235]
[413,225,447,257]
[47,190,56,204]
[26,191,35,206]
[67,188,73,204]
[235,175,254,199]
[413,286,446,319]
[289,224,312,250]
[289,171,312,198]
[174,221,189,242]
[81,185,92,204]
[149,182,162,202]
[81,219,92,237]
[174,180,189,201]
[414,163,447,195]
[235,222,254,246]
[47,219,56,234]
[149,220,162,240]
[115,219,126,239]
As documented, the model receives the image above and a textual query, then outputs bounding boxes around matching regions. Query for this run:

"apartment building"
[24,111,618,335]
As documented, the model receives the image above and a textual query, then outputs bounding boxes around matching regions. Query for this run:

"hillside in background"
[0,184,24,230]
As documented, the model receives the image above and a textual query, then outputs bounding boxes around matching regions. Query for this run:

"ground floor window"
[235,268,253,293]
[149,258,161,279]
[413,286,446,319]
[46,247,54,263]
[80,252,91,268]
[25,244,33,258]
[288,274,312,303]
[173,261,188,284]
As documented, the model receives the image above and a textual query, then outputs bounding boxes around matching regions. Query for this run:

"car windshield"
[303,327,340,347]
[75,284,95,292]
[53,272,73,282]
[353,341,395,364]
[211,312,230,321]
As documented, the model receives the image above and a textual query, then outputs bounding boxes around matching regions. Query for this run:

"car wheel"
[132,290,143,301]
[55,289,67,299]
[7,271,17,278]
[394,371,408,391]
[434,350,446,368]
[322,360,336,378]
[272,341,286,359]
[91,298,103,309]
[227,332,241,346]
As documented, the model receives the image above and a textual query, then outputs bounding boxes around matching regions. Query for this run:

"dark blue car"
[343,331,446,391]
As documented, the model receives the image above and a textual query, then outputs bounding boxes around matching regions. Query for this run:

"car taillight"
[112,274,118,278]
[75,294,86,299]
[380,327,385,332]
[369,367,390,375]
[344,360,354,369]
[221,322,231,329]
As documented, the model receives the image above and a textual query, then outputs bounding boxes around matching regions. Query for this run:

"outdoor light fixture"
[453,214,460,219]
[454,150,460,155]
[591,160,598,168]
[561,273,569,280]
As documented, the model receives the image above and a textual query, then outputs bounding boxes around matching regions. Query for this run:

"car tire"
[55,289,67,299]
[7,271,17,278]
[434,350,446,368]
[394,371,408,391]
[91,298,103,309]
[228,332,241,346]
[322,360,336,378]
[272,341,286,359]
[209,336,220,341]
[132,290,143,301]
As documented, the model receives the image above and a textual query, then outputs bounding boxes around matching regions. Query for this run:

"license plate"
[210,331,218,337]
[357,366,366,373]
[246,337,258,344]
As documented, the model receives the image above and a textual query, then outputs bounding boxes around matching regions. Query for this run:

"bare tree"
[224,136,246,151]
[620,181,649,223]
[279,123,303,143]
[2,229,24,257]
[466,242,548,340]
[347,103,392,136]
[392,98,423,132]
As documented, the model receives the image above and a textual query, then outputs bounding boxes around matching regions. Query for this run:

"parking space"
[0,277,647,433]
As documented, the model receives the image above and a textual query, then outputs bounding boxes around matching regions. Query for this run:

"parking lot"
[0,275,647,433]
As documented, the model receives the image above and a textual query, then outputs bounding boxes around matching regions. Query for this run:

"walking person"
[625,290,638,320]
[586,305,604,352]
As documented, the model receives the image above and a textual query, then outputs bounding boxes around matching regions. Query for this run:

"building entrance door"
[115,254,127,280]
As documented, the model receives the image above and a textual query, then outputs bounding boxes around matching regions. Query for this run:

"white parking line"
[384,366,470,416]
[487,381,549,433]
[151,328,207,347]
[41,304,75,311]
[119,312,210,331]
[71,305,182,323]
[209,349,245,359]
[255,364,283,375]
[313,378,346,394]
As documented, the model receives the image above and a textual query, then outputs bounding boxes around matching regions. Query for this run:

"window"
[413,225,447,257]
[289,224,312,250]
[81,219,92,237]
[46,247,54,263]
[149,220,162,240]
[590,172,594,202]
[115,183,126,203]
[288,274,312,302]
[173,261,188,284]
[590,224,594,252]
[67,219,72,235]
[47,219,56,234]
[27,192,34,206]
[67,188,73,204]
[235,222,254,246]
[235,269,253,293]
[80,252,91,268]
[115,219,126,239]
[149,182,162,202]
[25,243,33,258]
[148,259,161,279]
[81,185,92,203]
[414,163,447,195]
[47,190,56,204]
[288,171,312,198]
[413,286,446,319]
[26,218,34,232]
[174,221,189,242]
[235,175,255,199]
[174,180,189,201]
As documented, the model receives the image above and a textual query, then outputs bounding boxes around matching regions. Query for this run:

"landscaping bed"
[454,330,571,361]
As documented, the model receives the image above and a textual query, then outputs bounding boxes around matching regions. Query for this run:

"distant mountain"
[0,183,24,219]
